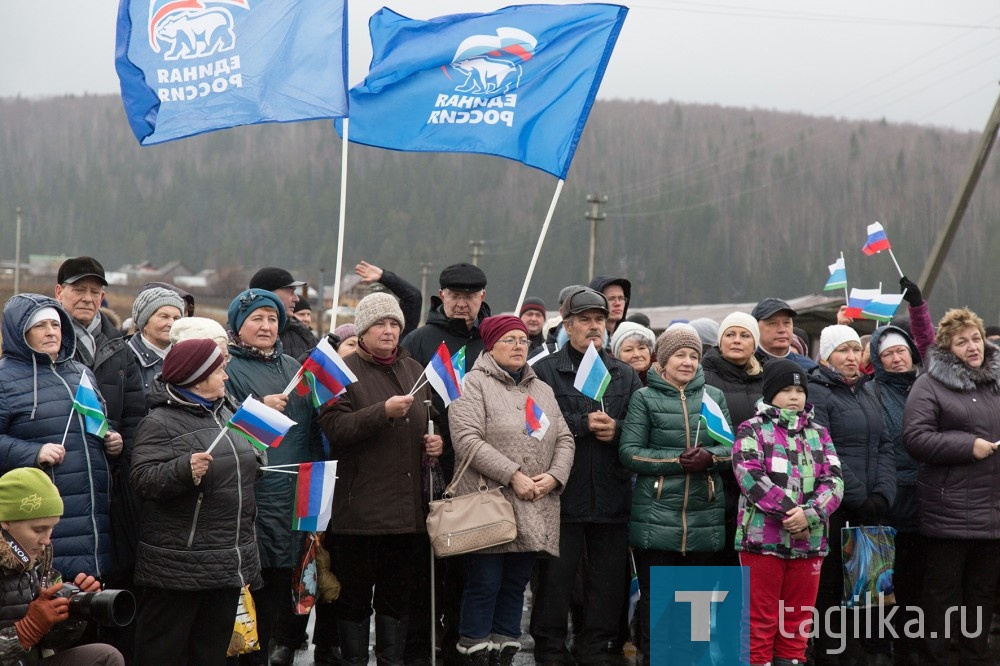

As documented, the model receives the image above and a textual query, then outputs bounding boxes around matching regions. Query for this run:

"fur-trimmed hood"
[925,342,1000,393]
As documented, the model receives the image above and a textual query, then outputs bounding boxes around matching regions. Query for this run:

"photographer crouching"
[0,468,123,665]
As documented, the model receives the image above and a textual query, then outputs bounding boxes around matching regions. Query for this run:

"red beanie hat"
[479,315,529,351]
[162,339,224,388]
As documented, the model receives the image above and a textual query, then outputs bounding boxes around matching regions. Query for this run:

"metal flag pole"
[515,179,565,312]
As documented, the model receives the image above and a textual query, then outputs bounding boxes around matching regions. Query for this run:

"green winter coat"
[619,367,733,553]
[225,343,321,569]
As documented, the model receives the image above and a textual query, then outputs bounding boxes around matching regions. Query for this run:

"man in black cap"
[399,262,490,666]
[54,256,146,661]
[588,276,632,336]
[249,267,317,360]
[519,297,547,351]
[529,287,642,665]
[752,297,818,371]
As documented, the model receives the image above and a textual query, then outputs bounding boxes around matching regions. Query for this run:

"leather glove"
[899,276,923,307]
[679,447,714,473]
[16,583,70,649]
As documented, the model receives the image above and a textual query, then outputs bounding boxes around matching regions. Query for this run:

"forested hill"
[2,94,998,322]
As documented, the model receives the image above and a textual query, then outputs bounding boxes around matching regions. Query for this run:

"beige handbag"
[426,440,517,558]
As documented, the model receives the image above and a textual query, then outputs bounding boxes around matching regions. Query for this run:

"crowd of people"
[0,255,996,666]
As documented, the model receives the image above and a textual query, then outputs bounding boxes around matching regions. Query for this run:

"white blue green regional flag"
[72,373,109,438]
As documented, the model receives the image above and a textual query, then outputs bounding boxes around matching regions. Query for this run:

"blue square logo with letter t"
[649,566,749,665]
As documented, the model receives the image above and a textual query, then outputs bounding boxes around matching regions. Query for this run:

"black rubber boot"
[488,640,520,666]
[373,615,408,666]
[334,619,370,666]
[456,641,491,666]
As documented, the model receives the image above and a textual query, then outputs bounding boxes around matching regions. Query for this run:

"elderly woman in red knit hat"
[130,339,262,666]
[448,315,575,666]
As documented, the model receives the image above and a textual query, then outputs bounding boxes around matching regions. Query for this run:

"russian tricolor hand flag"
[296,338,358,407]
[227,396,297,451]
[292,461,337,531]
[426,342,462,407]
[525,396,551,441]
[862,222,891,256]
[844,288,881,319]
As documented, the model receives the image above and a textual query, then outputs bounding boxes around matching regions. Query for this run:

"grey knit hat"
[354,292,405,336]
[654,325,702,366]
[132,287,185,333]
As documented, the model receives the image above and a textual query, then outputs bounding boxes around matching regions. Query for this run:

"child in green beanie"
[0,467,122,665]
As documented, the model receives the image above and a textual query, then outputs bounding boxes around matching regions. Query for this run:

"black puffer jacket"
[904,343,1000,539]
[130,379,261,590]
[0,294,111,579]
[869,326,922,532]
[808,365,895,512]
[701,347,763,431]
[401,297,492,478]
[126,334,164,395]
[531,344,642,523]
[280,317,318,361]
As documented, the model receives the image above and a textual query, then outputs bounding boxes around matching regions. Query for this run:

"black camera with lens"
[53,583,135,627]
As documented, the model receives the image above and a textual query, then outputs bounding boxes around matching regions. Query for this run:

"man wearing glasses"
[588,276,632,336]
[400,262,491,665]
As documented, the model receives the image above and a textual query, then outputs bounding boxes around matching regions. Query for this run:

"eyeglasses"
[498,337,530,347]
[442,290,483,303]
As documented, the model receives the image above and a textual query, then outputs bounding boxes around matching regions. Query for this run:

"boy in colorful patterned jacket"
[733,358,844,666]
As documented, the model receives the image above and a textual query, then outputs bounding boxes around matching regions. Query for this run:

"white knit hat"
[819,325,862,360]
[717,312,760,349]
[877,331,909,356]
[169,316,228,345]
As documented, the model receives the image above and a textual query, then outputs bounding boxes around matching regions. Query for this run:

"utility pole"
[585,193,607,283]
[419,262,432,326]
[317,267,326,337]
[919,85,1000,297]
[13,207,22,296]
[469,240,484,266]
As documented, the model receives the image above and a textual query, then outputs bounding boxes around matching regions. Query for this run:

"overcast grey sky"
[1,1,998,131]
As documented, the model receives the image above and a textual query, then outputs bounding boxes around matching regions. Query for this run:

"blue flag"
[339,3,628,178]
[116,0,348,145]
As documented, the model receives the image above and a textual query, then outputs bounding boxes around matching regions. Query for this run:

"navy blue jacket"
[0,294,111,579]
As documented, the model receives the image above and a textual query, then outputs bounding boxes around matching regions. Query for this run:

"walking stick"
[426,399,437,665]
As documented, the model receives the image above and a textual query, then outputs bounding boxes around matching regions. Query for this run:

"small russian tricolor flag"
[292,461,338,531]
[425,342,462,406]
[862,222,891,256]
[525,396,551,441]
[295,338,359,407]
[227,396,297,451]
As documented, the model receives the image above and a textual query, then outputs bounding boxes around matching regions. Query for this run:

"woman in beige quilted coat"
[448,315,575,666]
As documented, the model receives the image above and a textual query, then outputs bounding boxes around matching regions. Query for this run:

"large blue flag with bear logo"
[115,0,348,145]
[338,3,628,179]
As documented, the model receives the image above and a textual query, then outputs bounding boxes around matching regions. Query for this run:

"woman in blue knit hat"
[224,289,321,666]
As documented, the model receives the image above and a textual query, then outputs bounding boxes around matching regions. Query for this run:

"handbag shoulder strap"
[443,439,489,497]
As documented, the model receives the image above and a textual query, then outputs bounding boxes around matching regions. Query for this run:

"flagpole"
[261,468,298,475]
[58,411,74,448]
[886,248,904,278]
[282,367,305,397]
[330,118,350,332]
[693,418,702,447]
[840,251,849,307]
[408,370,429,396]
[205,428,228,455]
[515,179,565,312]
